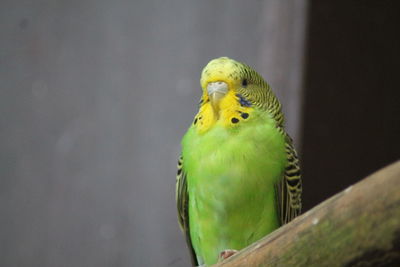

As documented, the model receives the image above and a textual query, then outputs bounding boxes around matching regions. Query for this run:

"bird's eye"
[242,79,248,87]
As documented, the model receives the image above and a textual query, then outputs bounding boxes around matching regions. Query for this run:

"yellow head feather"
[194,57,284,133]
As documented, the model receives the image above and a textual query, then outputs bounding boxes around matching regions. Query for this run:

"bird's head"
[200,57,270,114]
[194,57,283,131]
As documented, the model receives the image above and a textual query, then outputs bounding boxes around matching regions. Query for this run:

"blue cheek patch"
[236,94,252,107]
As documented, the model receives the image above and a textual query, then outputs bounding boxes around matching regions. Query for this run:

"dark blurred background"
[0,1,398,266]
[301,0,400,210]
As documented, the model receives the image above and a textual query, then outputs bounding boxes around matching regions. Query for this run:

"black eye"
[242,79,248,87]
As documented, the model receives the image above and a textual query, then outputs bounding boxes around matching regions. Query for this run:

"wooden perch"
[214,161,400,267]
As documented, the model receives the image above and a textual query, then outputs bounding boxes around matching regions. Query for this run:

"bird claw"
[218,249,238,262]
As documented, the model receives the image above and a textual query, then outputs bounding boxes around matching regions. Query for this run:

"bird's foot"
[218,249,238,262]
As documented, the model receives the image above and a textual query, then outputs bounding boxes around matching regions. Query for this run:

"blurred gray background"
[0,1,307,266]
[1,1,399,267]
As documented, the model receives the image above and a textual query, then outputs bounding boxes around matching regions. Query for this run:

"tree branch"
[214,161,400,266]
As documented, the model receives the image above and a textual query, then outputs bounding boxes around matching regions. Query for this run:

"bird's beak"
[207,81,228,114]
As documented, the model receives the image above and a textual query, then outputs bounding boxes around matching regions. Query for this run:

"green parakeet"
[176,57,302,266]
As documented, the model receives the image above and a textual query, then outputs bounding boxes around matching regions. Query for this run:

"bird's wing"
[275,135,302,225]
[176,155,198,266]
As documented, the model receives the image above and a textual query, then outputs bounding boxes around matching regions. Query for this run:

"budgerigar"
[176,57,302,266]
